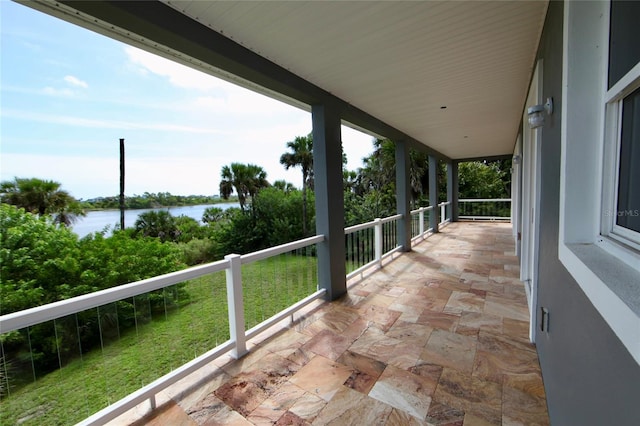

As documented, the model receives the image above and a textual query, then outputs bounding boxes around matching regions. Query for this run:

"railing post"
[440,203,446,223]
[225,254,247,359]
[419,208,425,237]
[374,218,382,267]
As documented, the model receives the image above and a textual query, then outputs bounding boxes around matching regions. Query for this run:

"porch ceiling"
[25,0,548,160]
[162,1,548,159]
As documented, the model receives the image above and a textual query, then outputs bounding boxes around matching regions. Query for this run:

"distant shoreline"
[82,199,239,212]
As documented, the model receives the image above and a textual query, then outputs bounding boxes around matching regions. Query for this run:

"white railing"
[438,201,451,226]
[459,198,511,221]
[0,235,325,426]
[344,214,403,280]
[410,206,434,242]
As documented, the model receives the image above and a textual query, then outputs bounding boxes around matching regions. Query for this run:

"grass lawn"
[0,253,318,425]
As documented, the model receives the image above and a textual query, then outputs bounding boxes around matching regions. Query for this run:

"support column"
[429,155,440,232]
[395,140,412,251]
[447,160,459,222]
[312,104,346,301]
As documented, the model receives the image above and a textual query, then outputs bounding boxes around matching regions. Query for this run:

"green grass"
[0,253,318,425]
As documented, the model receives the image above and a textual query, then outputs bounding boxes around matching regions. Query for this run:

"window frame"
[600,40,640,258]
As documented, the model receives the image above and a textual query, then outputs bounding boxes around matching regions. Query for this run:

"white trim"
[602,69,640,251]
[559,244,640,365]
[605,61,640,103]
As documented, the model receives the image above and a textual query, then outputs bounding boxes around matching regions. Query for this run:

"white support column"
[374,218,382,267]
[225,254,247,359]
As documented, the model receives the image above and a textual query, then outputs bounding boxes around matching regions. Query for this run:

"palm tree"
[134,210,178,242]
[219,163,269,212]
[280,134,313,235]
[356,139,430,207]
[0,177,85,226]
[273,180,296,193]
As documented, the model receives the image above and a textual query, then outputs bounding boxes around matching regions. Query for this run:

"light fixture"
[527,97,554,129]
[513,154,521,165]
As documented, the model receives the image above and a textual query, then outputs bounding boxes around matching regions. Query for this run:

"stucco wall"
[534,2,640,425]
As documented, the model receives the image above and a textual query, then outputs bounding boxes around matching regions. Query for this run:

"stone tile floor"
[122,222,549,425]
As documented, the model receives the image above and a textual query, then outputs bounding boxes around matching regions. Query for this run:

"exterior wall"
[534,2,640,424]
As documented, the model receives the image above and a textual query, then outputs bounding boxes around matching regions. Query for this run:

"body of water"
[71,203,239,238]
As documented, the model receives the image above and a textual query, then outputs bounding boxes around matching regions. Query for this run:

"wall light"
[513,154,521,165]
[527,97,554,129]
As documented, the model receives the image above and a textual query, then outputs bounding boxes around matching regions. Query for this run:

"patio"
[123,222,548,425]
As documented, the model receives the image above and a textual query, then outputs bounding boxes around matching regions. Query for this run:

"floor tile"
[368,364,436,420]
[425,400,465,425]
[213,353,300,416]
[287,391,326,422]
[502,384,549,426]
[416,311,460,332]
[313,386,392,425]
[433,368,502,425]
[385,408,429,425]
[348,324,401,362]
[289,355,353,402]
[443,291,485,314]
[246,381,306,424]
[419,329,477,373]
[337,350,386,394]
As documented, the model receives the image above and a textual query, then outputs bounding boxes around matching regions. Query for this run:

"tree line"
[81,192,232,210]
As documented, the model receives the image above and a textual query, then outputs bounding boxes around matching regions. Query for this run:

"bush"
[178,238,219,265]
[0,204,187,380]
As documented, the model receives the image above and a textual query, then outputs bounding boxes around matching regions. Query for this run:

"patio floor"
[122,222,548,426]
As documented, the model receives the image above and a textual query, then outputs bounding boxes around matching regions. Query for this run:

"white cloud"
[64,75,88,89]
[124,46,228,92]
[42,86,75,97]
[123,46,299,116]
[2,108,229,135]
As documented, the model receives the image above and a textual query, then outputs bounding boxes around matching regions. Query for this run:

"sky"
[0,1,375,200]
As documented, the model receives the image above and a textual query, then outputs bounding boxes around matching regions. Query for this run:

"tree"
[219,163,269,212]
[202,207,225,223]
[273,180,296,193]
[458,161,509,199]
[280,134,314,235]
[0,177,85,226]
[134,210,179,242]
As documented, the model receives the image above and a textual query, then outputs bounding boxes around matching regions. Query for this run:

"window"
[615,88,640,234]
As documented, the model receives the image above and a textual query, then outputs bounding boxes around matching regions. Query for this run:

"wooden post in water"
[119,138,125,231]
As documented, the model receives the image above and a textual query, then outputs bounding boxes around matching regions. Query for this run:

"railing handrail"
[241,235,324,264]
[410,205,434,215]
[345,218,378,234]
[344,213,403,235]
[0,235,325,334]
[459,198,511,202]
[438,201,451,207]
[0,259,229,334]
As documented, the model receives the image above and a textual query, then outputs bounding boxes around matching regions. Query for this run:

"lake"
[71,203,239,238]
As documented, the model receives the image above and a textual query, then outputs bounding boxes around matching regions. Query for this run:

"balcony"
[110,222,547,425]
